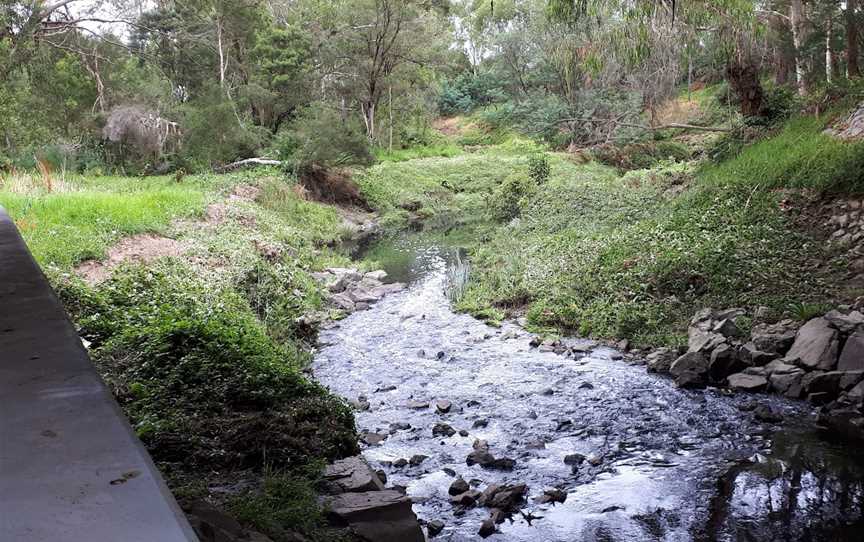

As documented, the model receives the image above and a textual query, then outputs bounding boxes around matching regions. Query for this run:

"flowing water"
[311,233,864,542]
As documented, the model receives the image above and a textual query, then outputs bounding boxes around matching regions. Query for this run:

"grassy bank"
[357,112,860,347]
[0,169,358,541]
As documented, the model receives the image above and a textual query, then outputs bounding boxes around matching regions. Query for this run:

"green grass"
[700,116,864,193]
[0,184,205,267]
[374,142,463,162]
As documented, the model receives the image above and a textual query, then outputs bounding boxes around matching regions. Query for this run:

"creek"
[311,232,864,541]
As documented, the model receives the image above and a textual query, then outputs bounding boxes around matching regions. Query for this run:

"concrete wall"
[0,209,197,541]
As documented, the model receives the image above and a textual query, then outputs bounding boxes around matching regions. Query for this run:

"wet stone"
[435,400,453,413]
[563,453,586,466]
[432,423,456,437]
[449,478,469,496]
[427,520,445,538]
[409,454,428,466]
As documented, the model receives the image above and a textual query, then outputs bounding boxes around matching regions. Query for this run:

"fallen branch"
[214,158,282,173]
[556,118,731,133]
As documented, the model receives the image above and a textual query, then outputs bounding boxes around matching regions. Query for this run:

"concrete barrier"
[0,209,197,541]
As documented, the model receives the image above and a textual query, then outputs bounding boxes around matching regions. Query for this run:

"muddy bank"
[311,233,864,541]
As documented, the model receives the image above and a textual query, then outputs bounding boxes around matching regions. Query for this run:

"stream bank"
[312,232,864,541]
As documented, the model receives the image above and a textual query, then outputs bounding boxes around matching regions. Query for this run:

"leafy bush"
[437,72,503,116]
[182,88,269,169]
[276,102,372,172]
[477,94,571,146]
[528,152,550,185]
[760,84,800,124]
[489,173,536,221]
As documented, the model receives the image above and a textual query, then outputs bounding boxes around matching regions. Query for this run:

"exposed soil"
[75,234,185,284]
[299,165,370,209]
[433,117,465,137]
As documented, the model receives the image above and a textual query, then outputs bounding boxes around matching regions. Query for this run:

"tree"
[848,0,860,77]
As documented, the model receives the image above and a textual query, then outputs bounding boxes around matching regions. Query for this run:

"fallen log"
[214,157,282,173]
[556,118,732,133]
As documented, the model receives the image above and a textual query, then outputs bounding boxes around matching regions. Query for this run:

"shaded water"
[312,234,864,541]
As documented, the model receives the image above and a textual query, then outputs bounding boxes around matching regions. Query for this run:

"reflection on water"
[707,425,864,541]
[315,232,864,541]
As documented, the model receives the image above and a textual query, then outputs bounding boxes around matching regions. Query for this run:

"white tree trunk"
[790,0,809,94]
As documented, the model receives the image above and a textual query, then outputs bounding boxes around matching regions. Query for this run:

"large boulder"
[817,408,864,441]
[785,318,840,371]
[739,342,778,366]
[325,490,424,542]
[646,348,676,373]
[670,351,709,387]
[805,371,845,396]
[323,456,385,494]
[824,309,864,334]
[708,344,747,382]
[688,329,726,354]
[727,373,768,392]
[839,329,864,371]
[750,321,798,355]
[769,369,805,398]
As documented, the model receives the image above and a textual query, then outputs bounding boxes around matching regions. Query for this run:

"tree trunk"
[790,0,810,94]
[775,45,793,85]
[726,61,765,117]
[827,13,835,83]
[849,0,860,77]
[361,101,376,141]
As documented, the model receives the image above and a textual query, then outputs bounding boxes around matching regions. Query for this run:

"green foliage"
[182,87,270,167]
[437,72,504,115]
[0,179,204,267]
[760,84,801,124]
[476,94,572,146]
[489,173,537,221]
[276,103,372,171]
[374,142,463,162]
[788,301,834,322]
[230,469,333,541]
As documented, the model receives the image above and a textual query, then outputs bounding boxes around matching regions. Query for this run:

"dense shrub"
[275,103,372,172]
[489,173,536,221]
[527,152,550,185]
[593,140,690,171]
[437,72,503,116]
[182,89,269,168]
[477,94,571,146]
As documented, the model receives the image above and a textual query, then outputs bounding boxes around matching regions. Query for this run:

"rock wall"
[653,304,864,440]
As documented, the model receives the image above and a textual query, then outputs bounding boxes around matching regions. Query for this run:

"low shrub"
[489,173,536,221]
[593,140,690,172]
[56,267,357,472]
[527,152,550,185]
